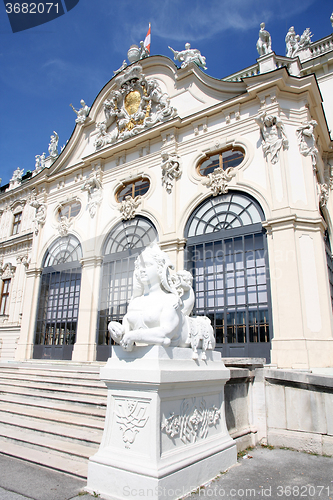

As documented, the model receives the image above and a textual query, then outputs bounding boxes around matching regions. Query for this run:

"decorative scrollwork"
[116,398,149,447]
[161,398,221,444]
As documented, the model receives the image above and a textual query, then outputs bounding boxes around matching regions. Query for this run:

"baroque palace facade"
[1,23,333,369]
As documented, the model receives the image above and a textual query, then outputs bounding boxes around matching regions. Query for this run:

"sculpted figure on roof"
[168,43,207,70]
[285,26,313,57]
[256,23,272,56]
[94,65,176,150]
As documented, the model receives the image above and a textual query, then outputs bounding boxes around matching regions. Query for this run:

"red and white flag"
[144,23,151,54]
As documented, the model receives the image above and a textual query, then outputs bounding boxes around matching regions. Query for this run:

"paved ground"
[0,447,332,500]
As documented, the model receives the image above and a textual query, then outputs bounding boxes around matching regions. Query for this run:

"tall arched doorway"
[97,217,157,360]
[33,235,82,360]
[184,192,272,361]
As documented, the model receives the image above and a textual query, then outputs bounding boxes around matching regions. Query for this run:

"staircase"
[0,361,107,479]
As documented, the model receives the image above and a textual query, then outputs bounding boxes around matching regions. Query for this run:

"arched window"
[116,177,150,202]
[185,192,272,361]
[198,148,245,177]
[33,235,82,360]
[97,217,157,360]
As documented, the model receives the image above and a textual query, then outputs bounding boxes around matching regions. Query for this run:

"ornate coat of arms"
[94,65,177,150]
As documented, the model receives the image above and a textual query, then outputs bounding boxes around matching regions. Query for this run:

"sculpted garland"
[94,65,176,150]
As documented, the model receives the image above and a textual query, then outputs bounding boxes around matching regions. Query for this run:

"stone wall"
[265,369,333,456]
[225,360,333,457]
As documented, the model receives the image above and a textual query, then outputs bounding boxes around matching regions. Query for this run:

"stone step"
[0,423,99,460]
[0,437,89,478]
[0,411,103,444]
[0,383,107,406]
[0,401,105,428]
[0,392,106,417]
[0,378,107,395]
[0,372,105,387]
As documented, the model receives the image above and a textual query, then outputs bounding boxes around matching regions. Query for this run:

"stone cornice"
[263,215,325,234]
[0,232,33,255]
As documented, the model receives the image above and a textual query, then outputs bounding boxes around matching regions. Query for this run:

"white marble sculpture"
[7,167,24,191]
[30,194,46,235]
[256,23,272,56]
[161,151,182,193]
[94,64,176,150]
[70,100,90,124]
[285,26,312,57]
[48,131,59,158]
[168,43,207,70]
[331,13,333,28]
[108,243,215,359]
[296,119,318,170]
[255,110,289,164]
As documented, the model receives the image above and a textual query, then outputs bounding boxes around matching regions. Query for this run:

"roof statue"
[48,131,59,159]
[108,242,215,359]
[168,43,207,70]
[70,99,90,124]
[94,64,176,150]
[7,167,24,191]
[256,22,272,56]
[331,12,333,28]
[285,26,313,57]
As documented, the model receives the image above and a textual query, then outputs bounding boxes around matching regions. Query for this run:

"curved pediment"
[48,55,247,177]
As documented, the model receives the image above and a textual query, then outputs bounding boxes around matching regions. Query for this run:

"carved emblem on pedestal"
[115,398,149,448]
[161,398,221,444]
[94,64,177,150]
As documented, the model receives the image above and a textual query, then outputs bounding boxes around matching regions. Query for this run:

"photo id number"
[5,3,59,14]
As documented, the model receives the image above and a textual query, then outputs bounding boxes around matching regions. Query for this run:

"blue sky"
[0,0,332,186]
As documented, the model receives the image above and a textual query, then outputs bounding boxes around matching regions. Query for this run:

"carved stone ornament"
[202,166,236,196]
[7,168,24,191]
[319,183,329,208]
[296,120,318,170]
[285,26,313,58]
[0,262,16,280]
[30,194,47,234]
[16,254,30,268]
[119,195,141,220]
[161,151,182,193]
[70,100,90,124]
[161,398,221,444]
[255,110,289,164]
[168,43,207,70]
[58,216,72,236]
[108,243,216,359]
[81,166,103,218]
[116,398,149,447]
[94,64,176,150]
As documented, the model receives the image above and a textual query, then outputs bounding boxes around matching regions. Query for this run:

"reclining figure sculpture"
[108,242,215,359]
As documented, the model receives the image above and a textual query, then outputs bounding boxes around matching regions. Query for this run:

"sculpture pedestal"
[87,346,236,500]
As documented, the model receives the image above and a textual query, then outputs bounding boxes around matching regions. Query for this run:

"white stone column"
[15,267,42,360]
[265,216,333,369]
[72,256,103,362]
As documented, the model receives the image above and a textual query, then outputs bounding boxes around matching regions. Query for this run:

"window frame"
[116,177,150,202]
[197,147,245,177]
[0,279,11,315]
[12,211,22,235]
